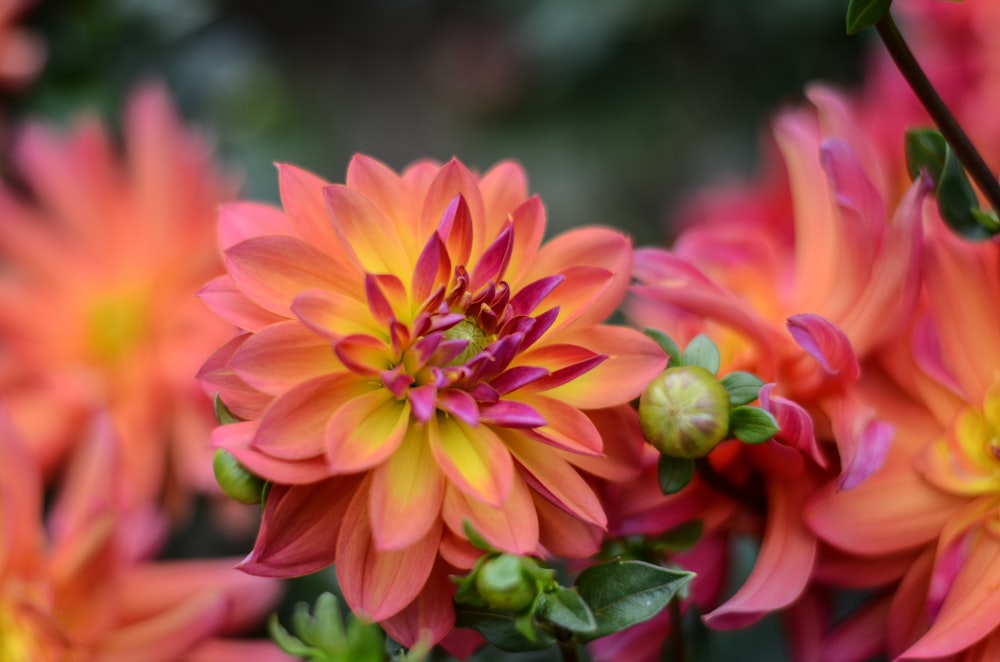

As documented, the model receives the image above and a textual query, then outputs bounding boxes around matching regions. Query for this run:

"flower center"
[442,318,492,366]
[86,294,148,364]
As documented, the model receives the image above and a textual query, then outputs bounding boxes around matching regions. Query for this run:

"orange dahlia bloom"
[0,84,238,506]
[0,410,287,661]
[199,154,666,646]
[626,87,930,637]
[808,216,1000,660]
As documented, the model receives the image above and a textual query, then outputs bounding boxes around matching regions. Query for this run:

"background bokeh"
[13,0,866,247]
[5,1,872,659]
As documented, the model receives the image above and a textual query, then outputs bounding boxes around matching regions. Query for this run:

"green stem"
[669,597,685,662]
[555,628,580,662]
[875,12,1000,212]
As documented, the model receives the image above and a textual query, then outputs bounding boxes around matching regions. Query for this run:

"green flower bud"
[474,553,538,612]
[639,365,731,458]
[213,449,266,505]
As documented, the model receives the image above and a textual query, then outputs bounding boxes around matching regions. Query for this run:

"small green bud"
[213,449,266,505]
[639,366,731,458]
[474,554,538,612]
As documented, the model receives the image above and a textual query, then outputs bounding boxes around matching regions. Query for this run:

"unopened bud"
[213,449,266,505]
[639,366,730,458]
[475,553,538,612]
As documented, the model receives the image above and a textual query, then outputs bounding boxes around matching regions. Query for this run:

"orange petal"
[211,421,332,484]
[505,196,546,285]
[478,160,528,236]
[326,390,411,473]
[441,473,538,554]
[336,479,442,621]
[230,320,340,396]
[346,154,420,256]
[503,431,606,528]
[291,288,381,341]
[254,374,375,460]
[199,275,285,332]
[217,201,294,250]
[419,159,487,258]
[429,415,513,507]
[530,324,668,409]
[900,533,1000,659]
[369,426,445,550]
[514,394,603,456]
[277,163,347,259]
[380,560,458,650]
[225,235,358,315]
[521,227,631,328]
[531,489,603,559]
[704,477,818,629]
[324,184,412,278]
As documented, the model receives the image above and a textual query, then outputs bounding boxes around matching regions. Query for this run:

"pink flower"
[0,84,238,507]
[626,87,929,639]
[0,409,288,661]
[198,154,666,646]
[0,0,43,89]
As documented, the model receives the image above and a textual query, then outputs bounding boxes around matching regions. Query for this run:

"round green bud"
[474,554,537,612]
[212,449,266,505]
[639,365,731,459]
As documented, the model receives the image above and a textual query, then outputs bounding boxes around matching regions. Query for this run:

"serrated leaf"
[644,328,681,367]
[657,454,694,495]
[454,605,555,651]
[537,588,596,634]
[213,392,242,424]
[845,0,891,34]
[575,560,695,642]
[719,371,764,406]
[729,406,780,444]
[680,334,720,375]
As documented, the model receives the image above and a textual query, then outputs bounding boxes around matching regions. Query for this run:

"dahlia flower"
[0,84,238,506]
[807,214,1000,660]
[626,86,929,637]
[199,154,666,646]
[0,410,287,661]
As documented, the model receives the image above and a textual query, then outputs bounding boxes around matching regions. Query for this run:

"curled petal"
[827,392,892,490]
[787,314,860,383]
[759,384,827,469]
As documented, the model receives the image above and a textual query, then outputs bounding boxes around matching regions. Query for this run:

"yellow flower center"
[0,604,42,662]
[86,294,149,364]
[442,318,492,366]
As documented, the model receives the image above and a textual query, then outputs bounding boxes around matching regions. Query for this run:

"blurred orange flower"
[0,410,287,661]
[0,84,238,508]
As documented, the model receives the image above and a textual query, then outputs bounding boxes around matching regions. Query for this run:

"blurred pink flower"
[0,409,287,661]
[0,0,44,88]
[0,84,239,508]
[198,153,666,647]
[626,86,930,644]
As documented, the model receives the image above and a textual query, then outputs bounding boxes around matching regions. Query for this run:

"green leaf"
[310,593,347,652]
[905,129,996,240]
[454,605,555,651]
[657,454,694,495]
[719,371,765,406]
[644,328,681,367]
[905,128,946,181]
[937,144,994,240]
[680,334,720,375]
[651,520,704,554]
[269,614,316,658]
[845,0,892,35]
[575,560,695,642]
[536,588,597,634]
[729,406,780,444]
[214,392,242,424]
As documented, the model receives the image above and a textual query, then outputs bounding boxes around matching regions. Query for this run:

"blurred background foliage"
[11,0,865,246]
[6,1,869,659]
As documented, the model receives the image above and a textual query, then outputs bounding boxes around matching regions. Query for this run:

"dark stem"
[554,627,580,662]
[875,12,1000,212]
[669,597,685,662]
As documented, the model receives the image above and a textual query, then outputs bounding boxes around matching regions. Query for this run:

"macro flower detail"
[200,154,666,645]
